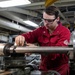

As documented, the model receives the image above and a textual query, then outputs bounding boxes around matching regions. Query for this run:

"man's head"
[43,6,60,31]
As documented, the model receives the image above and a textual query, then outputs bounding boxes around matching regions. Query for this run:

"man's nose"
[45,22,48,25]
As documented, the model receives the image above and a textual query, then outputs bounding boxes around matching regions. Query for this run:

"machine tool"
[0,31,75,75]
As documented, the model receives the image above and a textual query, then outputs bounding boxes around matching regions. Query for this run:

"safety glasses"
[42,18,56,22]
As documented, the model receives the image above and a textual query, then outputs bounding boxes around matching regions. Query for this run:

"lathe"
[0,31,75,75]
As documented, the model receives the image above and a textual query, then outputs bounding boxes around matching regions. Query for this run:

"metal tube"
[0,43,5,55]
[0,43,73,55]
[9,46,73,53]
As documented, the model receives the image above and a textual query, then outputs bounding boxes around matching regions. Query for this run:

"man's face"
[43,12,59,30]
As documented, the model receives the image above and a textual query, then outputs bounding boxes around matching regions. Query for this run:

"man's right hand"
[15,35,25,46]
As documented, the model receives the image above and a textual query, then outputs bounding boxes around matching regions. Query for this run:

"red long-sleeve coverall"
[22,23,71,75]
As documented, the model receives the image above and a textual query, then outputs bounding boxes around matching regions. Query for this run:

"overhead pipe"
[0,19,31,32]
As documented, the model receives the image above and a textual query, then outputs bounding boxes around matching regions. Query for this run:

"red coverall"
[22,23,71,75]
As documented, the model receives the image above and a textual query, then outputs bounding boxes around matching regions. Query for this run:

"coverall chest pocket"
[38,36,49,46]
[50,36,59,45]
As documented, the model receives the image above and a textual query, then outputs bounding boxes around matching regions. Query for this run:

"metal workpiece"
[9,46,73,53]
[0,43,5,55]
[0,43,74,55]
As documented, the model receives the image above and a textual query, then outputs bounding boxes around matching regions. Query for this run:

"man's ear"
[56,17,60,21]
[56,17,60,24]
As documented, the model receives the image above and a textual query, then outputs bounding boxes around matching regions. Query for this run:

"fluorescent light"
[0,0,31,8]
[24,20,38,27]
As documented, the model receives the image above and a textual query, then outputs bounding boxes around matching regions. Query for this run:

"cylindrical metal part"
[9,46,73,53]
[0,43,5,55]
[0,43,74,55]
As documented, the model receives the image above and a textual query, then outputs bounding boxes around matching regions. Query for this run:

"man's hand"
[15,36,37,56]
[15,35,25,46]
[26,43,37,47]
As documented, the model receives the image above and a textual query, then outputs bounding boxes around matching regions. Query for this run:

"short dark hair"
[44,6,59,18]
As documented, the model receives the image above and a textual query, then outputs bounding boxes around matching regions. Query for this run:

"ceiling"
[0,0,75,35]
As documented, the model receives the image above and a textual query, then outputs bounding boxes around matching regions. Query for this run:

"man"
[15,6,71,75]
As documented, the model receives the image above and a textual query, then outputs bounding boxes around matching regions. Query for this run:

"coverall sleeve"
[21,28,40,43]
[55,29,71,46]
